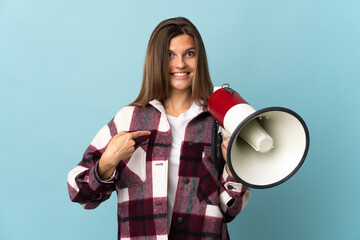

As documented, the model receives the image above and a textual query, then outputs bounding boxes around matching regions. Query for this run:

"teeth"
[173,72,188,76]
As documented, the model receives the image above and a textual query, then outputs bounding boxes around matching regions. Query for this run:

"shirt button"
[177,217,184,224]
[182,178,190,184]
[188,141,194,146]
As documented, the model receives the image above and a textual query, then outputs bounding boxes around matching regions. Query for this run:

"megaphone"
[208,84,309,189]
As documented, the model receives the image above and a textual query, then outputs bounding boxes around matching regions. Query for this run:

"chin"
[170,81,192,91]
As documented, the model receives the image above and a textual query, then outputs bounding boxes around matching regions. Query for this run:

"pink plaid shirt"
[67,100,250,239]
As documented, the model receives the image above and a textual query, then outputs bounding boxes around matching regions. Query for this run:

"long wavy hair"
[132,17,213,107]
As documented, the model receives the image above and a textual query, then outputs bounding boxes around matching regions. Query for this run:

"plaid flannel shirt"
[67,99,250,240]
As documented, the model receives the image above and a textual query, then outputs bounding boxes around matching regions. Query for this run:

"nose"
[175,56,186,69]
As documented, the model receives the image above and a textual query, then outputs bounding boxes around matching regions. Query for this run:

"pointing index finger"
[129,130,151,138]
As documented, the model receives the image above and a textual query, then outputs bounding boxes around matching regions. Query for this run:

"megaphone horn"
[208,84,310,189]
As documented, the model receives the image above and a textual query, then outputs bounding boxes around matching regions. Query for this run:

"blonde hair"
[132,17,213,107]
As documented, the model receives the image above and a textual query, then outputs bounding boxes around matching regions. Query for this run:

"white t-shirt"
[166,102,202,232]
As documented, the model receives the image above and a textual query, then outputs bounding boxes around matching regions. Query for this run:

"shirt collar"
[148,99,209,116]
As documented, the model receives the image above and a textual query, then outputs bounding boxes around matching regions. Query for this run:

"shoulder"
[113,104,162,131]
[114,105,136,119]
[113,104,159,117]
[111,105,137,132]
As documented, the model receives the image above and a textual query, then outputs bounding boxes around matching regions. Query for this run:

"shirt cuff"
[94,162,116,184]
[222,166,243,193]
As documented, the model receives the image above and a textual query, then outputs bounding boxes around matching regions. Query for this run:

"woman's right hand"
[98,130,151,180]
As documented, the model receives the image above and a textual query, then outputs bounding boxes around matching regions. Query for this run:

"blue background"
[1,0,359,239]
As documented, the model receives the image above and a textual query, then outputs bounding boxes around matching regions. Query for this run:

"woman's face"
[168,34,196,94]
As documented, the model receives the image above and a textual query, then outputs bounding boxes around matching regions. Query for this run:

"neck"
[163,90,193,117]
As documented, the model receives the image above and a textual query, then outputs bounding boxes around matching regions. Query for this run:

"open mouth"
[171,72,190,77]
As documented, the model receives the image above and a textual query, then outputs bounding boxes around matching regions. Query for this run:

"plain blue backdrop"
[1,0,359,239]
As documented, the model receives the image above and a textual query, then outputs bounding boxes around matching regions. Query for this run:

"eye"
[169,52,174,58]
[185,51,195,57]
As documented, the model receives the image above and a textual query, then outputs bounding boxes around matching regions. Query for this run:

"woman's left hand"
[221,138,235,179]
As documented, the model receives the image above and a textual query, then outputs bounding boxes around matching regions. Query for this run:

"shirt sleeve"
[67,106,138,209]
[218,165,251,222]
[67,122,117,209]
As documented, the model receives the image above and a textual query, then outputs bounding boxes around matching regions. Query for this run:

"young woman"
[67,17,250,240]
